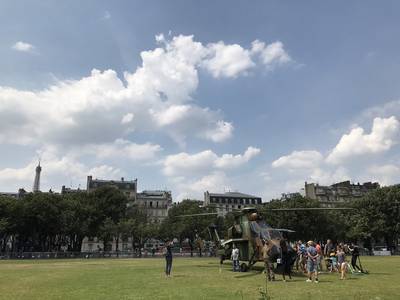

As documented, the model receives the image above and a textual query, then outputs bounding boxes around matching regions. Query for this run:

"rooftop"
[207,191,261,198]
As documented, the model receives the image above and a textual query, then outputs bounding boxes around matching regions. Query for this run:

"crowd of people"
[294,239,362,278]
[230,239,363,282]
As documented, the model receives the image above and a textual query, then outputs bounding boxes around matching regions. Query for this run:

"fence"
[0,250,217,260]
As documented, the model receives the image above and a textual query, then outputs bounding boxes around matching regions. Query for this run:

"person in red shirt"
[315,242,323,271]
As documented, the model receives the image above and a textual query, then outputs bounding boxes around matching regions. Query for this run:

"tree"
[260,195,350,242]
[349,185,400,250]
[160,200,216,256]
[87,186,128,249]
[119,206,155,256]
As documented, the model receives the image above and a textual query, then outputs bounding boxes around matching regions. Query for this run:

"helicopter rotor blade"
[175,212,220,218]
[269,207,354,211]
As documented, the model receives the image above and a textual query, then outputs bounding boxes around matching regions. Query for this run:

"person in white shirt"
[231,244,240,272]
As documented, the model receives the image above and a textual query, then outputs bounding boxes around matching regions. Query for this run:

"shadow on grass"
[234,272,260,278]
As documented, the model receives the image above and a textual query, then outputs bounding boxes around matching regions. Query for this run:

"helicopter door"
[233,224,242,237]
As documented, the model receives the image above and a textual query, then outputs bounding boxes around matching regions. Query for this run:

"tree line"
[0,185,399,253]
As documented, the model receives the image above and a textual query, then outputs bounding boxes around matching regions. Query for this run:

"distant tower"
[33,161,42,192]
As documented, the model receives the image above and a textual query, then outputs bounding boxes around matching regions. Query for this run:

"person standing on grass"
[337,246,347,280]
[315,242,323,272]
[348,243,361,272]
[231,244,240,272]
[306,241,319,283]
[165,241,173,277]
[279,239,292,282]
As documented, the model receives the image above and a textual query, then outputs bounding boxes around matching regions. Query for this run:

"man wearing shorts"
[306,241,319,283]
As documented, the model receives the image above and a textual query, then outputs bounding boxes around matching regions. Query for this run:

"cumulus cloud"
[326,116,400,164]
[367,164,400,186]
[272,150,323,169]
[82,139,162,161]
[202,42,254,78]
[174,171,230,200]
[1,34,292,149]
[121,113,134,124]
[163,147,260,176]
[215,146,261,168]
[12,41,35,52]
[251,40,291,68]
[1,33,292,195]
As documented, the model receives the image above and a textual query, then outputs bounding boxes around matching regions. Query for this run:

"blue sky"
[1,1,400,200]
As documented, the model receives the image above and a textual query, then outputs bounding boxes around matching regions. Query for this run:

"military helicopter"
[180,206,353,272]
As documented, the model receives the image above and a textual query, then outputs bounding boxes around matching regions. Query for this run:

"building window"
[150,201,153,207]
[228,198,231,204]
[222,198,226,204]
[156,201,159,207]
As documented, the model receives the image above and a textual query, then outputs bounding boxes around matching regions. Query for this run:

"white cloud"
[1,34,292,195]
[12,41,35,52]
[86,139,162,161]
[215,146,260,168]
[251,40,291,68]
[175,171,230,200]
[1,34,292,149]
[272,150,323,169]
[326,116,400,164]
[151,105,190,126]
[150,105,233,145]
[367,164,400,186]
[163,150,218,176]
[203,42,254,78]
[163,147,260,176]
[121,113,134,124]
[204,120,234,143]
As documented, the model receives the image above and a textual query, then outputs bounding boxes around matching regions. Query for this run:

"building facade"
[305,180,380,205]
[136,190,172,223]
[85,176,171,223]
[86,176,137,200]
[203,191,262,216]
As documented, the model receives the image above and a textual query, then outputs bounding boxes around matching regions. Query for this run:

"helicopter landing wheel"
[240,263,248,272]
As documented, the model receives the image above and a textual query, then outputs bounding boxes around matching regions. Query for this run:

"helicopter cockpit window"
[257,220,271,240]
[268,229,282,240]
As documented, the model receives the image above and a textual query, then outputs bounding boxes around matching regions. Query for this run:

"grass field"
[0,256,399,300]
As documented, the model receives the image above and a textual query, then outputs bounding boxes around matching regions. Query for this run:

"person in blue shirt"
[306,241,319,283]
[297,240,307,273]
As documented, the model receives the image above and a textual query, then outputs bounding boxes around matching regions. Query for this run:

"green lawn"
[0,256,399,299]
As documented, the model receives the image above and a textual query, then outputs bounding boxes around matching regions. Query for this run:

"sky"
[1,1,400,201]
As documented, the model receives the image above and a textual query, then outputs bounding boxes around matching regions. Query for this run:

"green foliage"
[0,186,129,252]
[160,199,216,243]
[1,185,399,252]
[260,195,352,242]
[349,185,400,249]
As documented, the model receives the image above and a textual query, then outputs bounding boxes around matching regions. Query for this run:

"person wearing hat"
[306,241,319,283]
